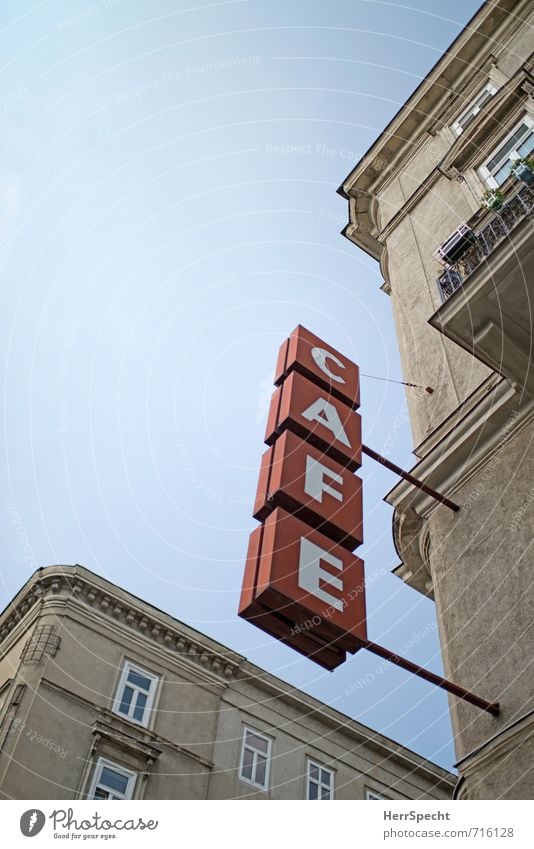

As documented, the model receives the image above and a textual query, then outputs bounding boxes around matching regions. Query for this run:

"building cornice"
[337,0,533,265]
[339,0,530,200]
[0,584,45,647]
[0,567,242,685]
[91,718,163,765]
[370,58,533,243]
[413,373,503,459]
[0,565,455,785]
[385,376,534,518]
[385,376,534,595]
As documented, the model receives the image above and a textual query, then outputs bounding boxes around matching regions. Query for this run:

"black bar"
[362,639,499,716]
[362,444,460,512]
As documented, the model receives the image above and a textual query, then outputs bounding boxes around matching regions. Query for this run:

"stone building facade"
[0,565,453,800]
[339,0,534,799]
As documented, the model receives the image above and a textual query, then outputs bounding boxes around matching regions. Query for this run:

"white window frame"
[112,660,159,727]
[0,679,11,716]
[306,759,334,800]
[479,114,534,187]
[88,757,137,800]
[366,788,389,800]
[239,726,272,790]
[452,82,497,136]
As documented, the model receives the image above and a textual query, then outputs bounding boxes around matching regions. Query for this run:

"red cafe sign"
[239,326,366,670]
[238,327,500,714]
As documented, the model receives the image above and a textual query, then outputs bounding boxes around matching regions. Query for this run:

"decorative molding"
[41,678,213,769]
[385,377,534,519]
[413,373,503,459]
[379,245,391,294]
[456,710,534,779]
[0,570,241,685]
[386,376,534,596]
[0,585,44,648]
[338,18,534,262]
[343,191,385,263]
[338,2,533,199]
[391,508,433,599]
[434,56,504,133]
[91,718,162,768]
[71,578,241,683]
[439,65,534,175]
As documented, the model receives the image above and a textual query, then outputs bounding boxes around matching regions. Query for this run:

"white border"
[306,759,334,800]
[112,660,159,728]
[87,756,137,800]
[238,725,272,791]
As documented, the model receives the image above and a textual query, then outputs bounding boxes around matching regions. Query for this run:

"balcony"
[430,184,534,395]
[437,185,534,301]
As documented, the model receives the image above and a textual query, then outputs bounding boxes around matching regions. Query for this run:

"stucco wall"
[429,422,534,763]
[384,174,490,447]
[0,571,454,801]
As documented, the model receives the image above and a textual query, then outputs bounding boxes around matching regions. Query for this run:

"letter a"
[301,398,351,447]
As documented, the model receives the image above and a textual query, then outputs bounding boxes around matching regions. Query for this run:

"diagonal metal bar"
[362,639,499,716]
[362,444,460,512]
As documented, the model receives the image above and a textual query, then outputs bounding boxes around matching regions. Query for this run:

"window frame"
[306,759,334,800]
[366,788,389,800]
[0,679,13,727]
[451,82,497,136]
[479,114,534,187]
[112,660,159,728]
[0,679,11,709]
[88,757,137,801]
[238,726,272,790]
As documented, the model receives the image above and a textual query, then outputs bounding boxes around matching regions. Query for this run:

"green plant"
[480,188,504,210]
[511,156,534,172]
[510,156,534,185]
[510,157,534,184]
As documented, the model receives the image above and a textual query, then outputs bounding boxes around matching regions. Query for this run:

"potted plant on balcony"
[510,156,534,184]
[480,188,504,210]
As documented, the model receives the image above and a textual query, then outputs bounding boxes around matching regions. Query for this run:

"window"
[88,758,136,800]
[452,82,497,136]
[479,115,534,187]
[239,727,272,789]
[307,760,334,800]
[366,789,388,800]
[0,680,11,716]
[112,661,158,727]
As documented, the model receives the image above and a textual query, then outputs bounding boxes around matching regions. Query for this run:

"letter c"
[311,346,346,384]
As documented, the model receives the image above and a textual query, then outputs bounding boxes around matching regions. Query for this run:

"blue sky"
[1,0,483,770]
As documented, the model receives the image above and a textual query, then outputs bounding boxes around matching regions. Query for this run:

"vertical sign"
[239,326,366,670]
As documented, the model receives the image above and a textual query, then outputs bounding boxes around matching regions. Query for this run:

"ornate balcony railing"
[437,185,534,302]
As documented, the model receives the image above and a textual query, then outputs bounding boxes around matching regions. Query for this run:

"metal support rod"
[362,639,499,716]
[362,444,460,512]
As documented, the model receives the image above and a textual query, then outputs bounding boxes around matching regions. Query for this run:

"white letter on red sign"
[301,398,351,447]
[298,538,344,610]
[304,455,343,504]
[311,347,346,384]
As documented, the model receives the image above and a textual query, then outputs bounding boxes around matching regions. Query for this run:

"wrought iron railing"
[437,184,534,301]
